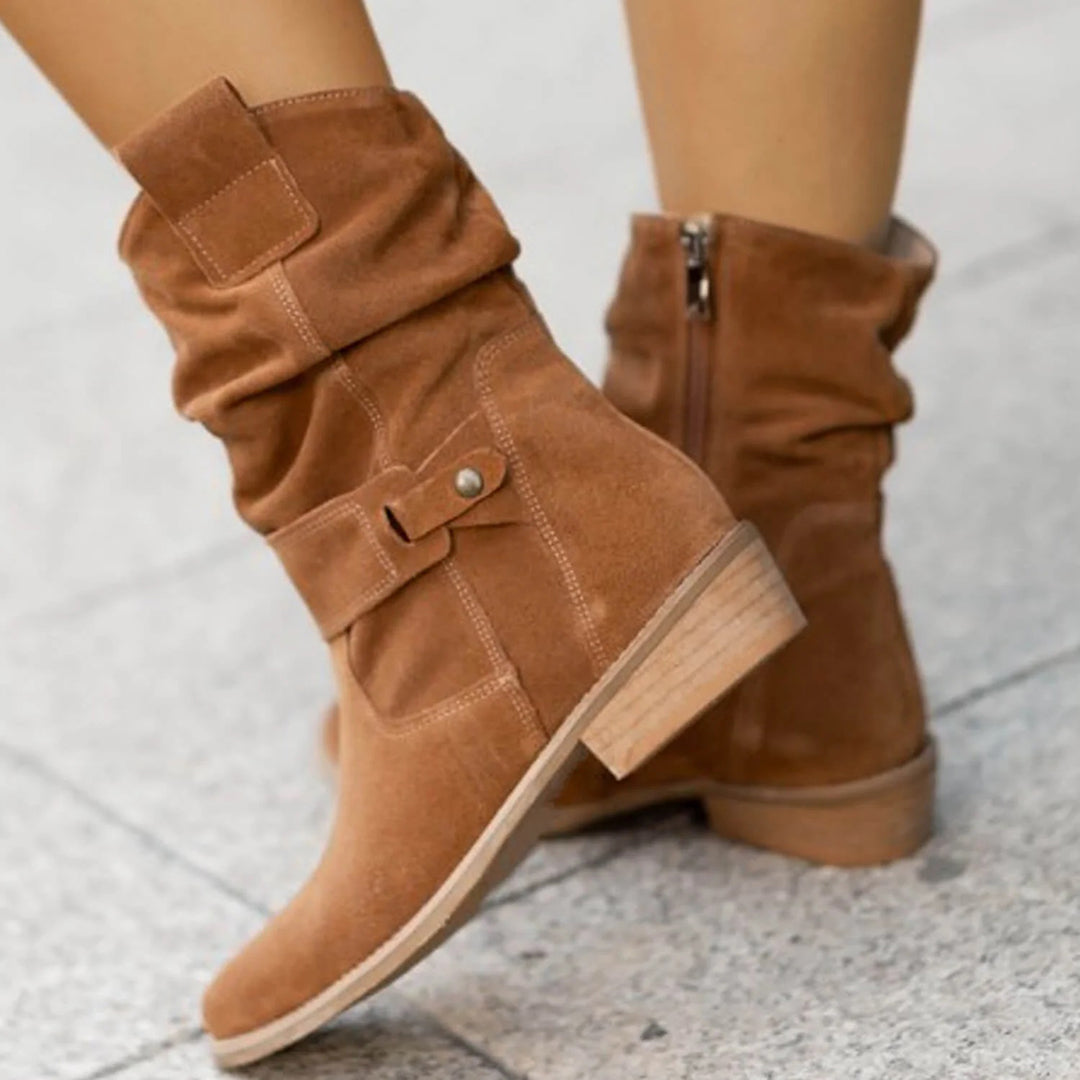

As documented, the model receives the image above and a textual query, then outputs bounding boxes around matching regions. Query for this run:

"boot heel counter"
[739,502,926,786]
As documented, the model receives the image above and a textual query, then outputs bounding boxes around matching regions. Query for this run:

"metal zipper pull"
[679,217,714,464]
[680,219,713,320]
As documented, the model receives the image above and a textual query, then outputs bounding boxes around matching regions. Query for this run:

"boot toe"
[202,924,296,1042]
[202,894,348,1044]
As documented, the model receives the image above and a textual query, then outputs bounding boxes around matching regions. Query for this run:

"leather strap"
[386,448,507,541]
[269,451,508,639]
[115,77,318,288]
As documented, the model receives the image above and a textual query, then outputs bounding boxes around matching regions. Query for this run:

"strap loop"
[386,448,507,541]
[268,450,508,639]
[115,77,318,287]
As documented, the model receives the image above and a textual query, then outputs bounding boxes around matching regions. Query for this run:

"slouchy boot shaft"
[554,213,937,865]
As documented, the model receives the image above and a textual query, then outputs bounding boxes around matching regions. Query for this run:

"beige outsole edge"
[212,521,802,1068]
[543,739,938,867]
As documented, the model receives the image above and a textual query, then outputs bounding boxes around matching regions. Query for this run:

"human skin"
[0,0,391,146]
[623,0,923,246]
[1,0,920,244]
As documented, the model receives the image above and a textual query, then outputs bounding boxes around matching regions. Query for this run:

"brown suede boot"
[116,82,803,1066]
[547,213,938,866]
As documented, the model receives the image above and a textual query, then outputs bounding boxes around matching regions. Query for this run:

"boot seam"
[273,500,398,633]
[443,558,548,747]
[176,159,316,286]
[332,358,393,469]
[271,263,329,360]
[252,86,398,115]
[179,159,278,221]
[363,669,523,736]
[414,409,483,474]
[474,320,609,677]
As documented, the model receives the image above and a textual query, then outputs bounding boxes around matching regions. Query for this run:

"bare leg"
[623,0,922,246]
[0,0,391,146]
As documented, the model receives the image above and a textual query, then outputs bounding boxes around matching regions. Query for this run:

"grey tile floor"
[1,2,1077,1078]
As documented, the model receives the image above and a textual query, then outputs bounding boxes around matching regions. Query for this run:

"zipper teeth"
[680,218,714,464]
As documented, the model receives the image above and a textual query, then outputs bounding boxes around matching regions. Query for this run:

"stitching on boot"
[444,558,547,746]
[474,321,608,677]
[270,263,328,360]
[370,670,521,736]
[273,500,399,633]
[443,560,502,669]
[414,409,483,475]
[178,159,276,220]
[272,500,357,545]
[329,505,398,613]
[278,499,396,565]
[252,87,396,114]
[177,159,314,284]
[332,359,393,469]
[179,215,312,285]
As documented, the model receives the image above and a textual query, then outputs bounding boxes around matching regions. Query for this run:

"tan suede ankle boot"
[116,82,803,1066]
[548,213,938,866]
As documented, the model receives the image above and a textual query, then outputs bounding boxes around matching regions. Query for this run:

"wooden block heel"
[702,739,937,866]
[583,522,805,779]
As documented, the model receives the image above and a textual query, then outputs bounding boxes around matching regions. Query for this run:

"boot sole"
[211,521,803,1067]
[543,738,937,867]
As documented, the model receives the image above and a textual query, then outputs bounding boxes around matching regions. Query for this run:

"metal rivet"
[454,466,484,499]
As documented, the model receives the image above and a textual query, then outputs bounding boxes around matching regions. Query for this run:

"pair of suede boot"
[115,79,934,1066]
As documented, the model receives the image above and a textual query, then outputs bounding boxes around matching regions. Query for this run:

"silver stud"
[454,466,484,499]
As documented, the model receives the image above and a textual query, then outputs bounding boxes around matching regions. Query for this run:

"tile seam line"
[0,735,270,917]
[73,1026,204,1080]
[483,811,693,912]
[408,1001,531,1080]
[930,639,1080,719]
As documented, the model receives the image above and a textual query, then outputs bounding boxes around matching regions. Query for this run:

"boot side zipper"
[680,218,714,465]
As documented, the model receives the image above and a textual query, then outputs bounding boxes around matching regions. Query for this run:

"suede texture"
[116,80,737,1040]
[557,213,936,809]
